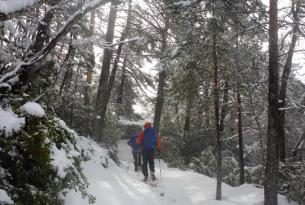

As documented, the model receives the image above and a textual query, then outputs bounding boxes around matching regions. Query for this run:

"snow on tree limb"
[0,0,110,86]
[0,0,38,15]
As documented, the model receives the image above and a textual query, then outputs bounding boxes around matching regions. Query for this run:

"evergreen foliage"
[0,109,94,205]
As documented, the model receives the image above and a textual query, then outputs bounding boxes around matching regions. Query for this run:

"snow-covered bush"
[189,146,239,186]
[159,117,185,169]
[244,160,305,204]
[279,161,305,204]
[0,106,94,205]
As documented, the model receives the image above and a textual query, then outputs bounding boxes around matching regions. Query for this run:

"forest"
[0,0,304,205]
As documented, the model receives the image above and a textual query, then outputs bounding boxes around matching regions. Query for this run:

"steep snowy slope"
[63,138,296,205]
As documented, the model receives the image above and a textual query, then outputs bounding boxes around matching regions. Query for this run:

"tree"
[264,0,279,204]
[95,0,119,140]
[278,0,301,162]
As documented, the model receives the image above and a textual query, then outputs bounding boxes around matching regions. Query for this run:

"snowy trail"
[64,138,296,205]
[117,140,295,205]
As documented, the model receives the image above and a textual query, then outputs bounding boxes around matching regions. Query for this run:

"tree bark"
[236,81,245,185]
[264,0,279,204]
[184,71,196,134]
[235,35,245,185]
[278,0,299,162]
[212,26,222,201]
[116,53,128,118]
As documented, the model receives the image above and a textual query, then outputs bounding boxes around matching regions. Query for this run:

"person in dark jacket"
[136,122,161,181]
[127,134,142,171]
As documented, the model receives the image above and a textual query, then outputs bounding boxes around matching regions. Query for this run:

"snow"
[118,118,143,126]
[171,47,180,58]
[63,138,297,205]
[20,102,45,117]
[50,143,73,178]
[0,0,37,15]
[174,0,194,7]
[0,109,25,137]
[0,189,13,204]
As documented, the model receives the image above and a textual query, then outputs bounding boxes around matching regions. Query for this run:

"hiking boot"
[151,172,156,181]
[143,176,148,182]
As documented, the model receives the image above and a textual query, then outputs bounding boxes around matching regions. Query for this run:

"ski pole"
[158,154,162,184]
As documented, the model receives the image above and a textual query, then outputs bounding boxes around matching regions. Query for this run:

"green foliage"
[0,114,94,205]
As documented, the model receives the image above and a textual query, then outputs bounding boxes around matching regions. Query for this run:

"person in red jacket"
[136,122,161,181]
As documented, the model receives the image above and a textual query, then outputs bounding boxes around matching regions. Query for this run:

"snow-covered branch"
[0,0,38,15]
[0,0,110,86]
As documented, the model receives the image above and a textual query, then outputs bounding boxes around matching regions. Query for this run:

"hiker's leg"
[137,152,142,168]
[148,149,155,173]
[132,152,138,171]
[142,150,148,177]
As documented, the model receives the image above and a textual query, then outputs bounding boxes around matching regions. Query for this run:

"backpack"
[128,135,141,152]
[142,127,157,149]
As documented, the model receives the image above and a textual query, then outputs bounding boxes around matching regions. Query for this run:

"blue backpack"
[143,127,157,149]
[128,135,141,152]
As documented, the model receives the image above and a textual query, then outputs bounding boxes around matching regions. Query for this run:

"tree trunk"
[95,0,119,108]
[153,70,166,134]
[184,71,196,135]
[278,0,299,162]
[59,33,76,96]
[117,54,128,118]
[264,0,279,204]
[212,27,222,201]
[95,0,119,140]
[236,81,245,185]
[95,0,133,141]
[235,35,245,185]
[84,10,96,106]
[153,15,169,134]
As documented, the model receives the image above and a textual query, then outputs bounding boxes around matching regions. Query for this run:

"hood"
[144,122,152,128]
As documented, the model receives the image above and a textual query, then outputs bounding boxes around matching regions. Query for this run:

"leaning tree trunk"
[278,0,299,162]
[95,0,119,140]
[116,53,128,118]
[264,0,279,204]
[84,10,96,106]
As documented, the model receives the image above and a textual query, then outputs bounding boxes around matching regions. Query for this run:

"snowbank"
[0,189,13,204]
[0,0,37,15]
[0,109,25,137]
[20,102,45,117]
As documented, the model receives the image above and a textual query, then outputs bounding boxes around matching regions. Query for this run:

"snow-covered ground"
[64,139,297,205]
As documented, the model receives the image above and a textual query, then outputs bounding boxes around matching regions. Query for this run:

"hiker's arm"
[156,135,161,151]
